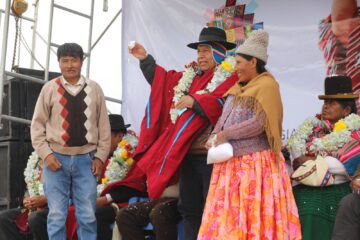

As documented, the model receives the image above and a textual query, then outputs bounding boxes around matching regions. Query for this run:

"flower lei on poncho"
[24,151,44,197]
[97,130,138,195]
[287,113,360,157]
[170,55,236,123]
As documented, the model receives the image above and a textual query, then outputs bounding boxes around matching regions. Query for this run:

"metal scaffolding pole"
[86,0,95,77]
[44,0,55,82]
[0,0,11,122]
[0,9,35,22]
[30,0,40,68]
[91,8,122,51]
[0,0,123,126]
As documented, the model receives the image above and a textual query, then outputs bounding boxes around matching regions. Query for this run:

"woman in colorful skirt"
[287,75,360,240]
[197,30,302,240]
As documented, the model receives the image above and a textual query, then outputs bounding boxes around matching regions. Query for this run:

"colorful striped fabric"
[335,130,360,176]
[346,8,360,91]
[318,15,347,77]
[210,41,227,64]
[319,9,360,114]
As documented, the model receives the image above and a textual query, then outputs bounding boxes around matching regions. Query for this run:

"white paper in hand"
[128,41,136,49]
[177,108,187,116]
[325,156,347,175]
[207,143,233,164]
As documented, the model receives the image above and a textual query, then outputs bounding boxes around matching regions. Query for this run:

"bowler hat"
[318,76,359,100]
[187,27,236,50]
[109,114,131,132]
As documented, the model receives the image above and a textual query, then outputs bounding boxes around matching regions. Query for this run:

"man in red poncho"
[104,27,238,239]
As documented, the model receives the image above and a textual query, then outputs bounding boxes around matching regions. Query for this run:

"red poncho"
[102,64,238,199]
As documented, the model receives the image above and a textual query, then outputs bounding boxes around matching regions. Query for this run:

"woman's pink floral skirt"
[198,149,302,240]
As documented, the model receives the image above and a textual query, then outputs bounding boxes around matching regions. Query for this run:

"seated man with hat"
[99,114,132,177]
[104,26,239,239]
[287,75,360,240]
[94,114,136,240]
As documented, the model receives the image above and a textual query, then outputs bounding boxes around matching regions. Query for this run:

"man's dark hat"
[109,114,131,132]
[318,76,359,100]
[187,27,236,50]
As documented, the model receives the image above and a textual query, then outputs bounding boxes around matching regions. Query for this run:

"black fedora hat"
[318,76,359,100]
[187,27,236,50]
[109,114,131,132]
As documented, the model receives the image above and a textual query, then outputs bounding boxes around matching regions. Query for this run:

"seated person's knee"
[149,201,177,226]
[339,193,358,209]
[28,211,42,228]
[116,206,134,231]
[149,206,162,225]
[0,211,7,225]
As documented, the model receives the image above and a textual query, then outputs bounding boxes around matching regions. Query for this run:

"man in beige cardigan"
[31,42,110,240]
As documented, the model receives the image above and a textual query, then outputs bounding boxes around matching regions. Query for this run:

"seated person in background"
[332,165,360,240]
[287,75,360,240]
[99,114,131,178]
[116,183,181,240]
[0,153,48,240]
[95,114,136,240]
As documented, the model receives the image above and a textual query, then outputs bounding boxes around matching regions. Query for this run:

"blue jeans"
[43,152,97,240]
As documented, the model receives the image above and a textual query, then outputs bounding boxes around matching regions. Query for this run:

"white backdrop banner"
[121,0,347,142]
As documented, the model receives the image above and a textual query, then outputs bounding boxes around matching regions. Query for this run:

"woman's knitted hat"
[236,30,269,64]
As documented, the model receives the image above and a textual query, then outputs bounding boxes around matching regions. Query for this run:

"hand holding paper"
[128,41,148,60]
[128,40,136,50]
[207,142,233,164]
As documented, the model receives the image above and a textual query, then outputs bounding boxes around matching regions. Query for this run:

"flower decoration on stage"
[287,113,360,157]
[170,56,236,123]
[24,151,44,197]
[97,130,138,195]
[333,120,347,132]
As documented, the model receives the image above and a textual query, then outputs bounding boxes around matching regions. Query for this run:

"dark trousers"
[95,205,117,240]
[0,206,119,240]
[178,154,212,240]
[116,197,181,240]
[332,193,360,240]
[0,208,49,240]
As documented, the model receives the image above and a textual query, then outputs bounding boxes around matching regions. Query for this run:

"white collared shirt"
[61,76,86,95]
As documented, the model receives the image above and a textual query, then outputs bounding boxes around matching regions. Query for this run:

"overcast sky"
[0,0,123,113]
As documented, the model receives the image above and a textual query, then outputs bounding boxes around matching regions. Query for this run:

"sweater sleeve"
[192,98,206,116]
[109,186,147,203]
[140,54,156,85]
[31,85,53,161]
[94,86,111,163]
[212,113,224,135]
[221,115,264,141]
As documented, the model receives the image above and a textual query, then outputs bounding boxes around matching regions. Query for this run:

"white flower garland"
[170,56,236,123]
[24,152,44,197]
[97,131,139,195]
[287,113,360,157]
